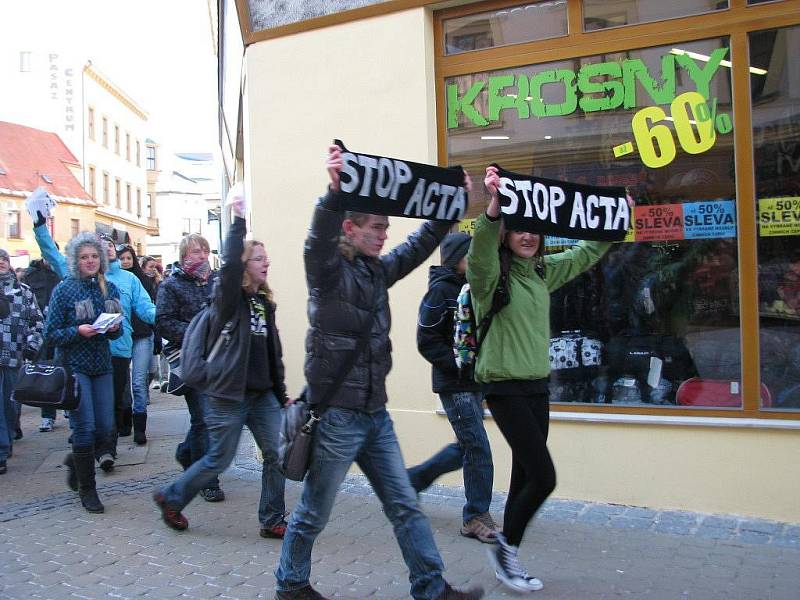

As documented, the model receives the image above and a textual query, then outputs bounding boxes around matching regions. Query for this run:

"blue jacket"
[44,276,122,376]
[35,224,156,358]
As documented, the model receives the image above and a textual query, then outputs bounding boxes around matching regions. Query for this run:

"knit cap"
[440,233,471,268]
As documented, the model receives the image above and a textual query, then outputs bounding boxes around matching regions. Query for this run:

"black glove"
[33,210,46,228]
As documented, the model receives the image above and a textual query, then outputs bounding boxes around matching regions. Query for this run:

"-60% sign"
[614,91,733,169]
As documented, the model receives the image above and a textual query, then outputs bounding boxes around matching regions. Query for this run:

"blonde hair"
[178,234,210,263]
[241,240,273,302]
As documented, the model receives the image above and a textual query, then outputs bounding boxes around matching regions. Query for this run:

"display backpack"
[453,251,511,372]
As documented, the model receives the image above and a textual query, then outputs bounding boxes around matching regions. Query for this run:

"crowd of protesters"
[1,148,637,600]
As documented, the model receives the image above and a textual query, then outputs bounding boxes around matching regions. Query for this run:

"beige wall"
[244,8,800,523]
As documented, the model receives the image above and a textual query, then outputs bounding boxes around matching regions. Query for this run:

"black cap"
[440,233,471,268]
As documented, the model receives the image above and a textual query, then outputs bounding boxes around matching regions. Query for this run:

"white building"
[147,152,221,268]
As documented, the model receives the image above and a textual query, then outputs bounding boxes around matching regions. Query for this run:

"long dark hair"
[116,244,147,285]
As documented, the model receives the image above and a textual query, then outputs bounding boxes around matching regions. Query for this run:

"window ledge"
[431,408,800,430]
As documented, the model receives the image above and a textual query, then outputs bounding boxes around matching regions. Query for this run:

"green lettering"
[622,55,676,109]
[529,69,578,117]
[447,81,488,129]
[577,62,624,112]
[675,47,728,100]
[487,75,530,120]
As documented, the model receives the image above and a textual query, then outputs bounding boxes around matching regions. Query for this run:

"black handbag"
[279,294,377,482]
[12,349,80,411]
[164,349,187,396]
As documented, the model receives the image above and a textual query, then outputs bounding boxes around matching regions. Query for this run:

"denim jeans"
[276,407,446,600]
[131,335,153,414]
[0,367,18,461]
[70,372,115,451]
[175,388,219,489]
[407,391,493,523]
[162,391,285,523]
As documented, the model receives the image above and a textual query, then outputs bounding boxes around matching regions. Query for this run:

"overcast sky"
[4,0,219,155]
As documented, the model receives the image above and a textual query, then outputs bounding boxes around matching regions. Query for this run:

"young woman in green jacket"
[468,165,616,593]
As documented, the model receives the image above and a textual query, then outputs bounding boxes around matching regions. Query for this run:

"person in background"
[34,217,156,471]
[156,234,224,503]
[407,232,498,544]
[275,145,483,600]
[21,256,62,432]
[154,193,289,537]
[0,249,43,474]
[140,256,165,392]
[469,166,620,593]
[45,233,122,511]
[117,245,157,445]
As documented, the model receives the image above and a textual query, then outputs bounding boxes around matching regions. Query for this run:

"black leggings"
[486,392,556,547]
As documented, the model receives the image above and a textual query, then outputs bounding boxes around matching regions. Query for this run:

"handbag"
[164,349,186,396]
[12,348,80,410]
[279,292,378,482]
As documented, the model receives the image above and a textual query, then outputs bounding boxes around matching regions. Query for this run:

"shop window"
[752,25,800,411]
[583,0,727,31]
[443,1,567,55]
[445,38,741,408]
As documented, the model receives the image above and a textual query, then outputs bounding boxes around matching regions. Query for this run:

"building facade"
[221,0,800,522]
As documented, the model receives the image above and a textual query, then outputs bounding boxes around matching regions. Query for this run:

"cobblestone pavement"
[1,393,799,600]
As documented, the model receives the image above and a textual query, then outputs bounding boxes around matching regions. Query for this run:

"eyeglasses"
[247,256,270,264]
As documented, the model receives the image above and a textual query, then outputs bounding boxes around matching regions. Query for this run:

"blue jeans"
[175,388,219,489]
[407,391,493,523]
[276,407,446,600]
[0,367,18,461]
[131,335,153,414]
[70,372,114,450]
[162,391,285,523]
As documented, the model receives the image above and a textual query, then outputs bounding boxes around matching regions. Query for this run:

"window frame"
[434,0,800,420]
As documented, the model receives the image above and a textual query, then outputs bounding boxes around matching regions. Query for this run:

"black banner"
[334,140,468,221]
[495,165,630,241]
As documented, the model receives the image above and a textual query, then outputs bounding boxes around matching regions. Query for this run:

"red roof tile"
[0,121,94,204]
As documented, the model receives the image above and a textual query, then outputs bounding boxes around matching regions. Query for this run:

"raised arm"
[212,213,247,325]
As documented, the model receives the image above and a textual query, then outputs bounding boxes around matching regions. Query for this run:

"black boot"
[119,408,132,437]
[132,413,147,446]
[63,453,78,491]
[73,446,105,513]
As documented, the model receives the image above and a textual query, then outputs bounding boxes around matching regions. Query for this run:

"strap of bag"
[475,249,512,351]
[312,274,379,417]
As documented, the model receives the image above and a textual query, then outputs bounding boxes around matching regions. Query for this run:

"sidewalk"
[1,391,799,600]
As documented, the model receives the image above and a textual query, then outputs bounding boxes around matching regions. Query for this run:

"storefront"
[228,0,800,521]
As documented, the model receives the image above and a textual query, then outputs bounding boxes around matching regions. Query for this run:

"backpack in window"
[453,250,512,372]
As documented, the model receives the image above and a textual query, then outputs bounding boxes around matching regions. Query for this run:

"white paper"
[225,180,247,213]
[647,356,663,388]
[91,312,123,333]
[25,187,56,222]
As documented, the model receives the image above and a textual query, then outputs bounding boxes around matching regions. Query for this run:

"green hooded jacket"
[466,213,612,384]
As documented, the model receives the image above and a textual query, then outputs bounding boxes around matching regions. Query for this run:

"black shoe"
[64,453,78,491]
[97,453,115,472]
[175,445,191,470]
[13,428,22,440]
[199,487,225,502]
[275,585,331,600]
[74,446,105,514]
[79,488,105,513]
[435,583,485,600]
[0,460,6,474]
[132,413,147,446]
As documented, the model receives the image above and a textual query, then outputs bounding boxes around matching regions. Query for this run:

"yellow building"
[0,121,97,262]
[220,0,800,523]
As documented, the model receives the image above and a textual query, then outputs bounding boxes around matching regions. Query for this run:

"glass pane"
[583,0,728,31]
[752,25,800,411]
[446,38,742,408]
[443,1,567,55]
[748,0,782,4]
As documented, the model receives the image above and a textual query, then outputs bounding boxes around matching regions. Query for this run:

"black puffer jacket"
[156,263,216,356]
[21,260,60,316]
[304,191,451,413]
[417,266,481,394]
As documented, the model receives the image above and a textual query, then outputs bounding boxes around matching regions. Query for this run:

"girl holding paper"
[44,232,122,513]
[469,166,615,593]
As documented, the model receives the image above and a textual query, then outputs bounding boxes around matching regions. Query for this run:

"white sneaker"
[38,418,54,432]
[486,534,544,592]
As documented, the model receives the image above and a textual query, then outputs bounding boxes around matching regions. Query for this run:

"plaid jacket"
[0,277,43,369]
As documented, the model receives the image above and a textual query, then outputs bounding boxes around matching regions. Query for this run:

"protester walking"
[140,256,165,391]
[45,233,122,512]
[407,232,498,543]
[0,249,43,474]
[156,234,224,502]
[275,145,483,600]
[469,165,616,592]
[154,195,289,535]
[117,245,156,445]
[20,257,61,432]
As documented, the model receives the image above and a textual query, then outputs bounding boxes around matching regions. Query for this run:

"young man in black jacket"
[408,232,498,544]
[274,146,483,600]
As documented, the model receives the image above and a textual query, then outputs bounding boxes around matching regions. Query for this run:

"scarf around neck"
[182,257,211,282]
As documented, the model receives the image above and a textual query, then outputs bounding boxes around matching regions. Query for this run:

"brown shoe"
[260,521,288,539]
[460,512,499,544]
[153,490,188,531]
